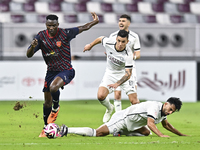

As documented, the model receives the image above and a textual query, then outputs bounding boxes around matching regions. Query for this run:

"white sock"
[114,100,122,112]
[99,97,112,110]
[52,106,59,112]
[68,127,96,137]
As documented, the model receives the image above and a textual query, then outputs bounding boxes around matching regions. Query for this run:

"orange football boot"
[47,106,60,124]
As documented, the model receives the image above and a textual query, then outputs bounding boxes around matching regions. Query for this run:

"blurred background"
[0,0,200,102]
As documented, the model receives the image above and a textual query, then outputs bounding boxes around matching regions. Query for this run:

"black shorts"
[43,68,75,92]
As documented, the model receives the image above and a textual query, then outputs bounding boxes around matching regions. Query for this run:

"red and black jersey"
[30,27,79,71]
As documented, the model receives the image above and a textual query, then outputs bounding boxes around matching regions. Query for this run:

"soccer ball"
[44,123,60,139]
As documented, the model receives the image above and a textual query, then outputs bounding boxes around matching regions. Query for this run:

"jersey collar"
[161,104,166,117]
[46,28,59,38]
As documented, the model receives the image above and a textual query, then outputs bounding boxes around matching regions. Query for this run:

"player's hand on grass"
[180,134,189,136]
[160,135,170,137]
[83,44,92,52]
[31,38,38,48]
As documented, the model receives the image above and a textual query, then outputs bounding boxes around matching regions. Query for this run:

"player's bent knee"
[50,85,59,93]
[143,130,150,136]
[97,94,107,101]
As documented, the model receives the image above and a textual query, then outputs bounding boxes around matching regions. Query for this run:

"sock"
[51,90,60,110]
[43,104,52,125]
[68,127,96,137]
[99,97,112,110]
[114,100,122,112]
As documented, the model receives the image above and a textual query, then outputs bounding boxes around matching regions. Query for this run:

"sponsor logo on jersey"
[108,55,123,65]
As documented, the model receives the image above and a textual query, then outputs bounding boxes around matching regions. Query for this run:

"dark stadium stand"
[0,0,200,24]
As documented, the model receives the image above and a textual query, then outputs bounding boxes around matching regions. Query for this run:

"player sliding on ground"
[58,97,187,137]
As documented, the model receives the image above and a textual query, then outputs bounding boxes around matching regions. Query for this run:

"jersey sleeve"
[133,34,141,51]
[125,49,134,68]
[102,37,109,47]
[146,103,159,120]
[27,33,41,53]
[65,27,79,41]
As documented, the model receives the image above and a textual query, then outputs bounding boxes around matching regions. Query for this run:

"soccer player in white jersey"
[83,30,138,123]
[109,14,141,112]
[59,97,187,137]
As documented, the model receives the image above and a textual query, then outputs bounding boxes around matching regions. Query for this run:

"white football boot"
[103,104,114,123]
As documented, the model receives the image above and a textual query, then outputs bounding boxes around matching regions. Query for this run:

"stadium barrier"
[0,60,197,102]
[0,23,200,58]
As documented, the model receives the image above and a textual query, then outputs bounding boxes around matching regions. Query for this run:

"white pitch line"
[0,141,191,146]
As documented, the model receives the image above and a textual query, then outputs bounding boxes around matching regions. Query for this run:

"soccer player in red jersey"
[26,12,99,137]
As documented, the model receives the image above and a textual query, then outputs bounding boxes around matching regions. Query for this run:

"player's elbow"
[26,51,34,58]
[137,55,141,59]
[26,53,32,58]
[162,123,168,129]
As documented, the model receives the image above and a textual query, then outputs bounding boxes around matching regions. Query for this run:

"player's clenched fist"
[31,38,38,48]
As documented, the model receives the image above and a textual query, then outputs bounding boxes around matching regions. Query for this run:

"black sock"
[51,90,60,110]
[43,104,52,125]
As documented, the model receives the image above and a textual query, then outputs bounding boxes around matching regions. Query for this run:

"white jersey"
[109,30,140,89]
[105,101,167,133]
[99,37,136,95]
[109,30,141,53]
[102,37,133,75]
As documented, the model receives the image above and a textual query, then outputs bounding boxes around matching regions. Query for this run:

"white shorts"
[99,71,136,95]
[105,110,127,134]
[115,65,137,92]
[105,110,145,134]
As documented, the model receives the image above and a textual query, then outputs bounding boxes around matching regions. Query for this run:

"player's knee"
[129,93,139,105]
[140,129,150,136]
[50,85,59,93]
[97,94,106,101]
[143,130,150,136]
[131,100,140,105]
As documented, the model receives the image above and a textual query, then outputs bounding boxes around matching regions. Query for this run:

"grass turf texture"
[0,100,199,150]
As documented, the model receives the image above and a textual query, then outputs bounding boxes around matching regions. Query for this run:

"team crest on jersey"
[56,41,62,47]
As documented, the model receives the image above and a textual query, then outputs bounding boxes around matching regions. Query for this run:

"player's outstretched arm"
[147,117,170,137]
[83,36,104,52]
[78,12,99,34]
[161,119,188,136]
[27,38,38,58]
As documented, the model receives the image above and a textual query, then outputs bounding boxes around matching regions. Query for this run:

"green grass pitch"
[0,100,200,150]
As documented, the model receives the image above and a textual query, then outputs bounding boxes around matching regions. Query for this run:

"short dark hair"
[120,14,131,22]
[46,14,58,21]
[167,97,182,111]
[117,30,129,39]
